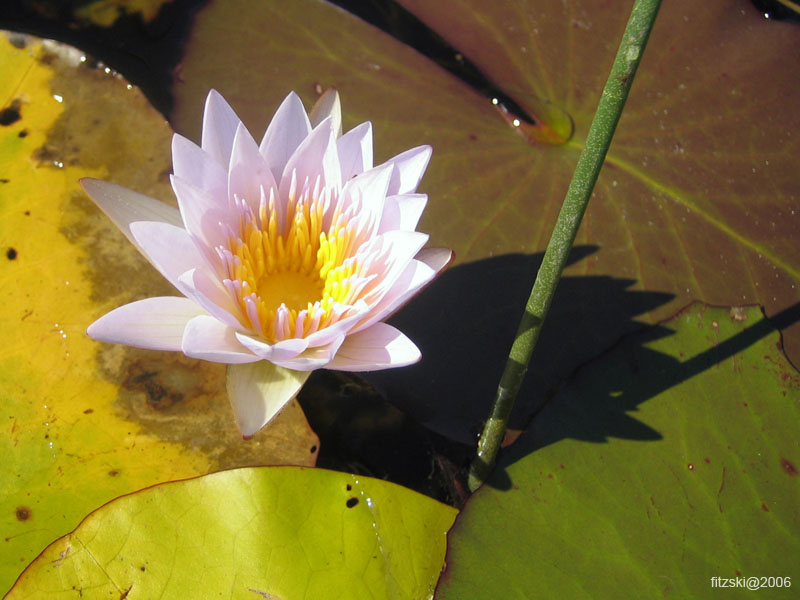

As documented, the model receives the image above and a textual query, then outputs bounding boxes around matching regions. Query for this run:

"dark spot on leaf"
[310,445,317,453]
[15,506,31,521]
[468,133,478,141]
[140,565,146,572]
[704,458,711,464]
[24,211,30,216]
[346,484,352,491]
[346,497,359,508]
[144,381,168,405]
[781,458,797,476]
[83,408,94,414]
[108,470,120,477]
[0,179,9,184]
[9,34,26,49]
[18,129,28,138]
[0,102,21,126]
[7,248,17,260]
[761,503,770,512]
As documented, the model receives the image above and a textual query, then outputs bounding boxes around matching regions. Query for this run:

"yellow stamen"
[225,188,361,342]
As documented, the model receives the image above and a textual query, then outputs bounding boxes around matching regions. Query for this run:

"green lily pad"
[0,32,318,595]
[436,303,800,598]
[7,467,457,599]
[171,0,800,439]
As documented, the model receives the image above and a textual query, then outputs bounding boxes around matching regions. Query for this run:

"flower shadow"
[365,246,674,445]
[486,300,800,491]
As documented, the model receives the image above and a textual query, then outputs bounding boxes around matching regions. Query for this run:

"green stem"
[468,0,662,492]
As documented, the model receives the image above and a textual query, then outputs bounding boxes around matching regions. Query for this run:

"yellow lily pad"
[6,467,458,599]
[0,31,317,595]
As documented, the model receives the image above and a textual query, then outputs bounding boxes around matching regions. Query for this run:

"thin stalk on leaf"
[468,0,663,492]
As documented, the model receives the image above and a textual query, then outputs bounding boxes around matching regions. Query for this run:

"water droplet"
[52,94,63,103]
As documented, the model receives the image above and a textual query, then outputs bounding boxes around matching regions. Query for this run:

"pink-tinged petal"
[384,145,432,195]
[226,362,310,437]
[351,258,436,333]
[171,175,230,252]
[202,89,242,167]
[309,88,342,138]
[340,162,393,239]
[260,91,312,181]
[176,269,244,330]
[182,315,259,364]
[279,117,341,198]
[87,296,205,351]
[80,179,182,253]
[355,230,430,302]
[337,122,373,181]
[129,221,207,289]
[171,134,227,200]
[351,248,452,334]
[416,246,454,273]
[327,323,420,371]
[234,333,309,361]
[304,301,370,348]
[229,122,278,212]
[272,335,346,371]
[378,193,427,234]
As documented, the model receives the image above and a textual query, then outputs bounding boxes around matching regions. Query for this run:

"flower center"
[256,270,323,313]
[219,182,369,343]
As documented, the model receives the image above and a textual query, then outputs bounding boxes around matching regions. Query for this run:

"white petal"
[171,175,230,252]
[340,162,393,240]
[234,333,309,361]
[304,301,369,347]
[260,92,312,182]
[229,122,279,214]
[80,179,182,253]
[279,117,341,198]
[272,336,345,371]
[416,246,454,273]
[226,362,310,437]
[309,88,342,138]
[182,315,259,363]
[337,122,373,180]
[378,193,427,233]
[129,221,207,289]
[176,269,244,330]
[354,230,430,305]
[384,145,432,195]
[87,297,205,351]
[351,258,436,334]
[327,323,420,371]
[172,134,228,200]
[202,89,242,167]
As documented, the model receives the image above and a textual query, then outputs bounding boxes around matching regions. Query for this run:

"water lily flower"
[82,89,451,437]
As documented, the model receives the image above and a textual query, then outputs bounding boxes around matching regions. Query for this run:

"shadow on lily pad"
[487,300,800,491]
[365,246,674,445]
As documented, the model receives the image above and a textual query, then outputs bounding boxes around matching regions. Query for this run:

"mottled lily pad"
[0,32,317,595]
